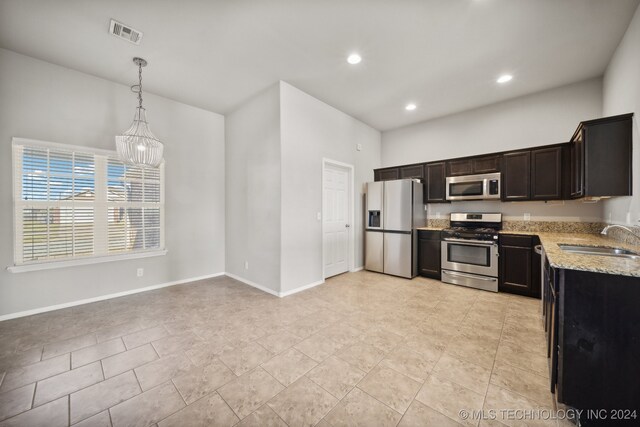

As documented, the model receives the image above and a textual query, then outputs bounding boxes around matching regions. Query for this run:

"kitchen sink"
[558,244,640,259]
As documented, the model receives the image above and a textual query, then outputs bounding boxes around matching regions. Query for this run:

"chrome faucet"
[601,224,639,236]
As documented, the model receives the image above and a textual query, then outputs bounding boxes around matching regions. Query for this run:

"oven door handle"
[442,270,498,282]
[443,237,497,246]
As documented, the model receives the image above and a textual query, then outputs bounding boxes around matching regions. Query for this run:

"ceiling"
[0,0,638,131]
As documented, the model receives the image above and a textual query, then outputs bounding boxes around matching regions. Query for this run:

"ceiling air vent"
[109,19,143,45]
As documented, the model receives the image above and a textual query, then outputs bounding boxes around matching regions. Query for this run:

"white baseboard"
[0,272,225,322]
[1,268,358,321]
[224,272,280,297]
[279,279,325,297]
[224,273,325,298]
[350,266,364,272]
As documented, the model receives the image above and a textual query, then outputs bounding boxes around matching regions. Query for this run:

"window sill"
[7,250,168,273]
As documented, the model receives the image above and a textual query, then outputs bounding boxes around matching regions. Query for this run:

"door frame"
[321,158,355,279]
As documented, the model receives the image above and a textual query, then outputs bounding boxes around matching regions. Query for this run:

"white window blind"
[12,138,165,267]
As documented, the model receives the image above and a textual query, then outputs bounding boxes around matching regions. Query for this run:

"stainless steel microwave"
[446,172,501,201]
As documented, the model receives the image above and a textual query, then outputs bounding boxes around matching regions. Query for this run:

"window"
[11,138,165,270]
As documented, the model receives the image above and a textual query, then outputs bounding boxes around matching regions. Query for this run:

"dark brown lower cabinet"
[555,269,640,426]
[499,234,541,298]
[418,230,441,279]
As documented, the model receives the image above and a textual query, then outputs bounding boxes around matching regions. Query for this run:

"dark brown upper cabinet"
[570,113,633,198]
[502,151,531,200]
[446,159,473,176]
[425,162,447,202]
[531,146,563,200]
[570,130,584,198]
[374,167,399,181]
[399,164,424,180]
[446,154,501,177]
[473,155,501,174]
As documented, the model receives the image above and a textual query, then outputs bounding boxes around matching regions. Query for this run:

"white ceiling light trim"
[347,53,362,65]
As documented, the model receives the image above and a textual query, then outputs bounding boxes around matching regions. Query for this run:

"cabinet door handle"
[534,245,542,255]
[345,224,351,228]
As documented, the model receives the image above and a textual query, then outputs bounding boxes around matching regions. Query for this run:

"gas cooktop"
[442,212,502,241]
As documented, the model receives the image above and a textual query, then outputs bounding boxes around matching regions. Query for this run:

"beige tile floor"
[0,271,562,427]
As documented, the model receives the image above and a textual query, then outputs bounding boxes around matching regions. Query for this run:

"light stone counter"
[537,233,639,278]
[415,226,640,277]
[501,230,640,277]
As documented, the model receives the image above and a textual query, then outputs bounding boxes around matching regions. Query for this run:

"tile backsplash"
[425,218,640,247]
[501,221,604,234]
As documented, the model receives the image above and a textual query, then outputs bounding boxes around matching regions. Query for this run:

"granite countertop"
[416,227,445,231]
[416,227,640,277]
[534,232,640,278]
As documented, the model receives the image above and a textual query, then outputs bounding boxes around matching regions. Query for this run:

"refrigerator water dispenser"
[368,210,381,228]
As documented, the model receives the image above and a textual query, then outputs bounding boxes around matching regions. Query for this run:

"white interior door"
[323,162,351,278]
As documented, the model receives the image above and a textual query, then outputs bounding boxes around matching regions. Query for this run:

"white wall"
[225,84,282,294]
[381,78,604,222]
[603,3,640,226]
[0,49,226,317]
[280,82,381,293]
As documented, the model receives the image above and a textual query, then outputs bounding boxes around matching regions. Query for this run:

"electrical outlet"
[424,205,427,211]
[626,212,631,224]
[244,261,249,270]
[524,213,531,221]
[356,143,362,151]
[137,268,144,277]
[317,212,322,221]
[436,212,441,219]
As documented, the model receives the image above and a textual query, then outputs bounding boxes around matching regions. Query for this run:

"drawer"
[418,230,441,240]
[500,234,534,247]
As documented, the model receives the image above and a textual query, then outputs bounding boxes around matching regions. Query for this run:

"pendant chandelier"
[115,57,164,168]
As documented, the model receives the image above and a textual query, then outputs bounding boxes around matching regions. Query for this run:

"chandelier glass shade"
[115,57,164,168]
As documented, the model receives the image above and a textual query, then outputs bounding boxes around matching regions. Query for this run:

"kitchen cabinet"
[570,129,584,198]
[473,155,501,174]
[531,146,563,200]
[502,151,531,200]
[543,256,558,391]
[570,113,633,198]
[425,162,447,203]
[399,164,424,180]
[373,112,632,202]
[499,234,540,298]
[418,230,441,279]
[553,268,640,425]
[374,167,399,181]
[446,154,501,176]
[446,159,473,176]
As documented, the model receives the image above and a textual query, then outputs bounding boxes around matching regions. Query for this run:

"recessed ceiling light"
[405,103,417,111]
[347,53,362,65]
[497,74,513,84]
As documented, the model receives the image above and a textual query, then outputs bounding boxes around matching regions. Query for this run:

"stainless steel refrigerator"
[365,179,425,278]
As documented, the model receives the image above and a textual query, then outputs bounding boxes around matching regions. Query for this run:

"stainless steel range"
[441,212,502,292]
